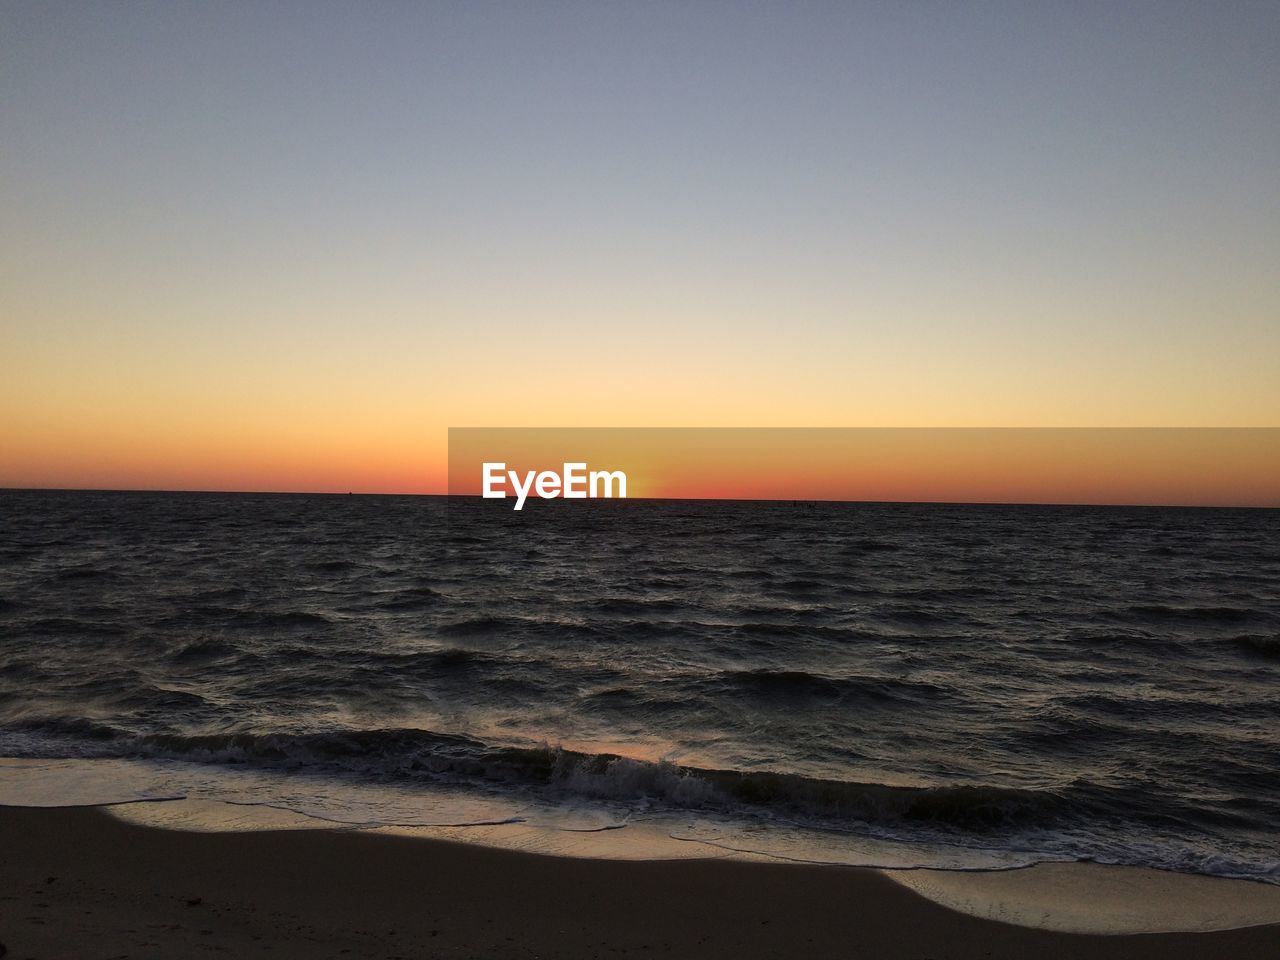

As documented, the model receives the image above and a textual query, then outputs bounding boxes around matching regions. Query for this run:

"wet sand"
[1,804,1277,960]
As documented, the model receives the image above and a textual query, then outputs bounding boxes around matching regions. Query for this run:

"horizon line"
[2,486,1276,511]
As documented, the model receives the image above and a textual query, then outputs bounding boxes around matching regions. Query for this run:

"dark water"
[1,490,1278,878]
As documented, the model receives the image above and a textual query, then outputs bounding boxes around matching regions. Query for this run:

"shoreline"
[2,805,1278,959]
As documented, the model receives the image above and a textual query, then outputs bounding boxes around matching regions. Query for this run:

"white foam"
[667,818,1048,871]
[0,756,524,828]
[0,758,184,807]
[888,861,1280,934]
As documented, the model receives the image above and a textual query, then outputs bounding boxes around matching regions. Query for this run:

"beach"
[2,804,1278,960]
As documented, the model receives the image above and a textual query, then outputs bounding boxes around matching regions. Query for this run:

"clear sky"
[2,2,1277,493]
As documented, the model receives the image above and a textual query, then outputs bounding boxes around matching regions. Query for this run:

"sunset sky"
[2,2,1278,497]
[450,429,1280,507]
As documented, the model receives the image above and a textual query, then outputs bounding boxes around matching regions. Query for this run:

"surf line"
[482,462,627,511]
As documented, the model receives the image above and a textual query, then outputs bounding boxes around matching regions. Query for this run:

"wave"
[21,617,128,637]
[1,720,1066,832]
[171,638,242,663]
[370,586,442,611]
[557,755,1063,830]
[438,615,531,636]
[305,559,358,573]
[229,610,333,630]
[1120,604,1263,625]
[1234,634,1280,661]
[47,566,119,583]
[698,668,950,704]
[842,539,901,552]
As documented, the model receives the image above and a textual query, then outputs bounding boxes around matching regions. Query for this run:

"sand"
[2,804,1278,960]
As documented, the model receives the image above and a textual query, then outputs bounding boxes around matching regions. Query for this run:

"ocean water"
[1,489,1278,879]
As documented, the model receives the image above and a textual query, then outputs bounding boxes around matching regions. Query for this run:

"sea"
[1,489,1277,881]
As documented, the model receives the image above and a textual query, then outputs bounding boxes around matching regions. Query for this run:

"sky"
[2,2,1278,495]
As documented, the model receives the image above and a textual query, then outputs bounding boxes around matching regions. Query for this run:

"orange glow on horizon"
[5,420,1279,507]
[446,429,1280,508]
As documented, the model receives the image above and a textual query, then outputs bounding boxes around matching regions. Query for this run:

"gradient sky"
[2,2,1278,493]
